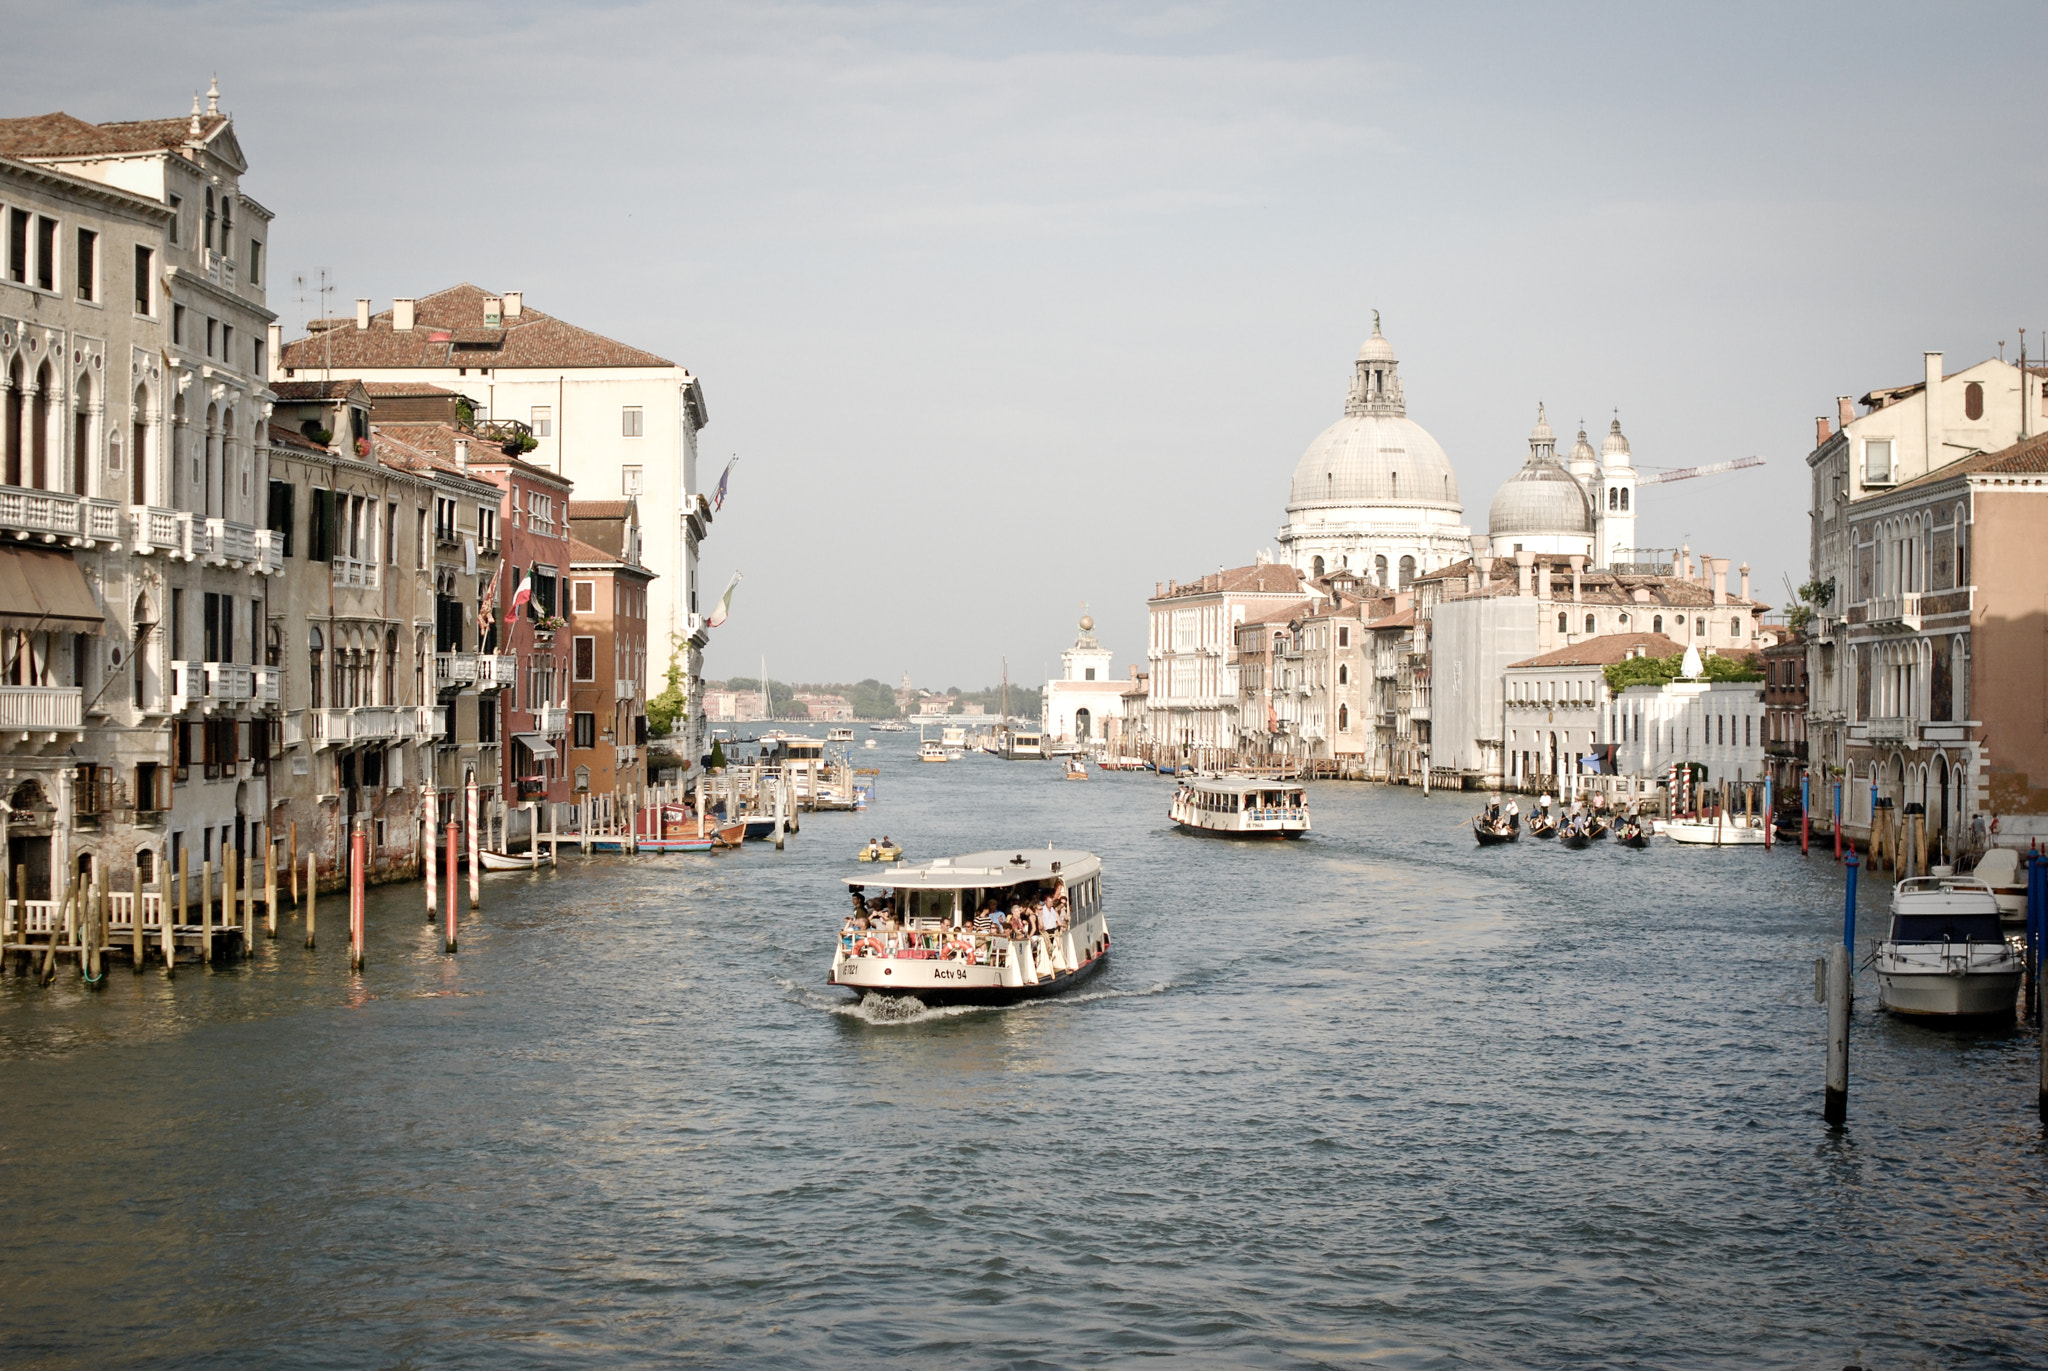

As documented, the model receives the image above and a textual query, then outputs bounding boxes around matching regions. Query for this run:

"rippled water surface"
[4,737,2045,1368]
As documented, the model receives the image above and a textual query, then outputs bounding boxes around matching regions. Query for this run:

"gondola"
[1529,812,1559,839]
[1557,824,1592,850]
[1473,816,1519,846]
[1586,814,1611,840]
[1616,820,1649,849]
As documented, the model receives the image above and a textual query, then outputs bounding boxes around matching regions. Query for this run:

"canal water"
[3,735,2044,1368]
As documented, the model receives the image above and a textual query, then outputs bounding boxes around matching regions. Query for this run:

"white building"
[274,284,713,770]
[1276,317,1472,587]
[1043,614,1128,746]
[1504,631,1680,789]
[1608,669,1767,788]
[1147,560,1310,756]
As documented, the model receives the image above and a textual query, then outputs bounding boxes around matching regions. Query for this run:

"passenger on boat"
[863,838,881,859]
[841,915,860,949]
[848,883,866,914]
[1007,905,1033,941]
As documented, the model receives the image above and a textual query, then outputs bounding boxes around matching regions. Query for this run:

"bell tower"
[1597,415,1637,569]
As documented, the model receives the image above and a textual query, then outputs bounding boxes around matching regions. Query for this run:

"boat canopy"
[1182,774,1306,798]
[844,848,1100,891]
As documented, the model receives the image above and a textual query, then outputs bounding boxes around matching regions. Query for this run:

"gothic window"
[1311,555,1325,577]
[204,187,216,251]
[1339,703,1349,731]
[1338,664,1349,686]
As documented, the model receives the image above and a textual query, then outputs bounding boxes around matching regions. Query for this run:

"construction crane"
[1637,455,1766,487]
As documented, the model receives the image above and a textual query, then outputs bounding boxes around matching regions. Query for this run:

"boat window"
[1891,914,2003,942]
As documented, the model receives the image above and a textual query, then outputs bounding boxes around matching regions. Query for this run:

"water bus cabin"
[828,727,856,743]
[759,734,829,798]
[1170,776,1311,839]
[831,848,1109,1005]
[1002,730,1044,761]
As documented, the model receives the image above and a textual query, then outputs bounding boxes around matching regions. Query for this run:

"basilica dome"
[1488,404,1594,555]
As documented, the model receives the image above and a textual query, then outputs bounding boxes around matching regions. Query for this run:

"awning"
[512,732,557,761]
[0,547,105,635]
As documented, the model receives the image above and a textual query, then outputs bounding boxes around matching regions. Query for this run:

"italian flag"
[706,571,742,628]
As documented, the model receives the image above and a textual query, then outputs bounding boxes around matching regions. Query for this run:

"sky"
[12,1,2047,689]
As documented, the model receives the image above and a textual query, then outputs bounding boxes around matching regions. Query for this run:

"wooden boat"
[1586,814,1611,840]
[1529,812,1559,839]
[1472,816,1518,846]
[829,847,1109,1005]
[477,846,555,871]
[1616,821,1649,848]
[1064,759,1089,781]
[857,842,904,863]
[1557,825,1591,850]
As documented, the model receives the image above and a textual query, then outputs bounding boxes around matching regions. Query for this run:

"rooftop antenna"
[2022,328,2030,440]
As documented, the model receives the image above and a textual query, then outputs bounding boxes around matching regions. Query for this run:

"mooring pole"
[424,784,438,923]
[444,821,460,954]
[305,852,317,949]
[349,823,366,972]
[1825,849,1859,1128]
[1801,773,1810,856]
[467,780,481,911]
[1833,780,1843,861]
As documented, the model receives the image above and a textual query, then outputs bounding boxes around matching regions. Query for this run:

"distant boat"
[828,727,856,743]
[1170,775,1310,839]
[1662,814,1766,846]
[478,847,555,872]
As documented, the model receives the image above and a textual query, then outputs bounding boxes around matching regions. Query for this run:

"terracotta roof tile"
[278,283,677,372]
[267,423,329,456]
[1887,430,2048,492]
[272,379,369,402]
[361,381,457,398]
[0,111,229,158]
[568,500,633,520]
[1509,632,1685,670]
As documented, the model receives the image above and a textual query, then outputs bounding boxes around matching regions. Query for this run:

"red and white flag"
[511,571,534,614]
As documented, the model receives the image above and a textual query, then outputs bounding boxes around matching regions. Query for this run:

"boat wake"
[777,978,1173,1027]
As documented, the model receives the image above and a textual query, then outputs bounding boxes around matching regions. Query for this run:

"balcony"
[615,744,640,767]
[536,706,568,735]
[614,678,639,701]
[205,662,255,702]
[331,555,379,590]
[0,684,82,732]
[1866,716,1915,745]
[435,652,481,690]
[1867,594,1922,634]
[517,776,548,800]
[0,486,123,547]
[200,517,256,568]
[479,654,516,689]
[129,506,195,559]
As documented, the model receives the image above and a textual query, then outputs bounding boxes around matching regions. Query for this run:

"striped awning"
[0,547,104,635]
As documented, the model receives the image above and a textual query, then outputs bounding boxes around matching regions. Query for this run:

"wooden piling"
[290,819,300,906]
[467,781,480,911]
[1824,942,1850,1127]
[177,849,189,969]
[444,821,459,954]
[237,844,251,955]
[424,784,439,923]
[160,858,174,974]
[304,852,316,949]
[131,863,144,972]
[200,858,212,965]
[265,832,278,938]
[528,802,539,869]
[349,824,366,972]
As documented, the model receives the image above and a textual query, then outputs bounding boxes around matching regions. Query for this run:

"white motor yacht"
[1967,847,2029,928]
[1660,813,1767,846]
[1875,876,2021,1020]
[831,848,1109,1005]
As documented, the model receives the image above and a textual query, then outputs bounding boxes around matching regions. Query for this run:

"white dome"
[1602,416,1632,460]
[1490,404,1591,538]
[1289,411,1462,510]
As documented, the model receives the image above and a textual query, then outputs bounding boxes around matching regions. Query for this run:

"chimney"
[1739,562,1751,602]
[455,438,469,472]
[484,296,503,327]
[1679,543,1692,581]
[503,291,523,319]
[1466,564,1480,594]
[355,298,371,330]
[1536,562,1552,603]
[1515,549,1535,596]
[1569,553,1585,602]
[1816,415,1832,447]
[1838,395,1855,430]
[1711,557,1729,606]
[1671,547,1685,580]
[393,298,416,331]
[265,322,281,377]
[1924,351,1943,468]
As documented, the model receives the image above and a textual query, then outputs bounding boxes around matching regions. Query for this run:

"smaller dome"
[1570,425,1596,466]
[1079,614,1094,632]
[1357,312,1396,363]
[1529,403,1555,446]
[1489,463,1592,538]
[1602,416,1631,459]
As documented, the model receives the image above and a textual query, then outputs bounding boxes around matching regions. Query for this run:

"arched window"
[1585,613,1596,633]
[204,187,216,250]
[5,356,24,486]
[1653,615,1663,633]
[132,384,151,505]
[308,628,323,709]
[32,360,53,488]
[1374,554,1388,586]
[1558,611,1568,633]
[1338,703,1349,731]
[1964,381,1984,421]
[1311,555,1325,577]
[133,594,153,710]
[1398,554,1415,588]
[70,371,93,496]
[384,628,398,704]
[1619,488,1629,511]
[1337,664,1349,686]
[1732,617,1742,637]
[1608,487,1618,511]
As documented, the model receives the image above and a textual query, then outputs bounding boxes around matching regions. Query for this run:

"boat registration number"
[931,967,970,981]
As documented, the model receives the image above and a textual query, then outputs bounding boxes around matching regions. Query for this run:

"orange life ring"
[942,938,974,961]
[853,937,884,958]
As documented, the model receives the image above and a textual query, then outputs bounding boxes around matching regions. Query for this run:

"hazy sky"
[15,2,2045,688]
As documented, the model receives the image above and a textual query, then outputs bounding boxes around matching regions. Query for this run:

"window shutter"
[309,489,331,561]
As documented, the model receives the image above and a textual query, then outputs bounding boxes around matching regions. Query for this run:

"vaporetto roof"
[844,848,1100,891]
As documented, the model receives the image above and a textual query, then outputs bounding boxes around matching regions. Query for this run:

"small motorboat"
[857,842,904,863]
[864,738,878,750]
[1876,876,2021,1020]
[1064,759,1089,781]
[477,846,555,872]
[1528,812,1559,839]
[1472,815,1519,846]
[1663,813,1767,846]
[1615,819,1650,849]
[829,727,856,743]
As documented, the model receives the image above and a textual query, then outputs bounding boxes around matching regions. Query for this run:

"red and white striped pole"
[349,823,366,972]
[444,821,460,953]
[466,779,481,911]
